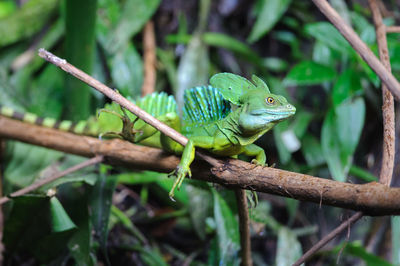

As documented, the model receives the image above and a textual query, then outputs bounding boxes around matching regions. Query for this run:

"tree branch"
[1,116,400,216]
[312,0,400,100]
[141,21,156,97]
[293,211,364,266]
[235,189,252,266]
[369,0,395,186]
[0,155,103,205]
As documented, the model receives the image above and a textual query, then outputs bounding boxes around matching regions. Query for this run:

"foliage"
[0,0,399,265]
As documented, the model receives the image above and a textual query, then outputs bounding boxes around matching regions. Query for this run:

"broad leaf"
[104,0,161,54]
[176,33,209,110]
[90,169,118,263]
[109,43,143,97]
[284,61,336,86]
[186,183,213,240]
[50,197,76,233]
[247,0,292,43]
[305,22,352,54]
[212,189,240,266]
[332,69,362,107]
[321,98,365,181]
[276,227,302,266]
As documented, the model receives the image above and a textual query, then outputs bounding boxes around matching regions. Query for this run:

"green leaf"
[333,241,392,266]
[166,32,263,66]
[0,1,16,19]
[0,0,58,47]
[335,98,365,156]
[250,201,280,232]
[276,227,302,266]
[273,121,292,164]
[392,216,400,265]
[247,0,292,43]
[301,134,325,167]
[305,22,352,54]
[349,165,378,182]
[50,197,77,233]
[65,0,97,120]
[3,195,76,262]
[186,183,213,240]
[321,98,365,181]
[321,109,346,181]
[90,169,118,263]
[109,43,143,97]
[212,189,240,266]
[351,11,375,45]
[176,33,209,109]
[4,142,63,190]
[203,33,262,65]
[332,69,362,107]
[284,61,336,86]
[157,49,178,94]
[104,0,161,54]
[67,197,94,266]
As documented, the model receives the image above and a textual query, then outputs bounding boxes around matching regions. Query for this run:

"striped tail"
[0,105,99,136]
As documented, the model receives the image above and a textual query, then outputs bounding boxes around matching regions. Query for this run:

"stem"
[0,155,103,205]
[235,189,252,266]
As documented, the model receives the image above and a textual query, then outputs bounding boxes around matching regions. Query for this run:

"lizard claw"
[168,165,191,201]
[251,159,265,167]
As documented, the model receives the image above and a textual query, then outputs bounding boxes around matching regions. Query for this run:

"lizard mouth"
[250,108,296,117]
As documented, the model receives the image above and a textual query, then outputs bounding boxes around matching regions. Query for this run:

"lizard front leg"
[241,144,266,166]
[169,136,214,200]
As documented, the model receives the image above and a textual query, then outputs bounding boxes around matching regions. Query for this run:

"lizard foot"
[250,159,265,167]
[168,165,192,201]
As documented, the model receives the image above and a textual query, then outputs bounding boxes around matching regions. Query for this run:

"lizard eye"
[266,97,275,104]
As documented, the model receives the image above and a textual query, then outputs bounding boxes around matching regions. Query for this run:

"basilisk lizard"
[0,73,296,199]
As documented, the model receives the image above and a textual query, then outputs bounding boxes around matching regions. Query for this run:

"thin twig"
[0,138,5,264]
[235,189,252,266]
[386,26,400,33]
[312,0,400,100]
[369,0,395,186]
[0,155,103,205]
[38,48,188,147]
[141,21,157,97]
[293,212,363,266]
[1,116,400,215]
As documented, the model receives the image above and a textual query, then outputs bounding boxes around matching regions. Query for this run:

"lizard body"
[0,73,296,199]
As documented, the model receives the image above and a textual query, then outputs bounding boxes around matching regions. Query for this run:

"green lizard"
[0,73,296,199]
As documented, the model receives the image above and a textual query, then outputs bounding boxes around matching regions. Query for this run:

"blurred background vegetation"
[0,0,399,265]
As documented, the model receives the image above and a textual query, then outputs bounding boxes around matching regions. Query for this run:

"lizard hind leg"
[97,107,141,143]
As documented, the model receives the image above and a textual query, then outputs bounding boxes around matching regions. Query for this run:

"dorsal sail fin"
[182,86,231,128]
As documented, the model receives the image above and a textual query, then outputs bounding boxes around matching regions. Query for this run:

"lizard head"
[210,73,296,135]
[238,90,296,134]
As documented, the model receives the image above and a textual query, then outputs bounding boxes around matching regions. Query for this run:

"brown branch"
[311,0,400,100]
[0,138,5,264]
[38,48,188,147]
[293,211,363,266]
[369,0,395,186]
[235,189,252,266]
[0,155,103,205]
[1,116,400,216]
[386,26,400,33]
[141,21,157,97]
